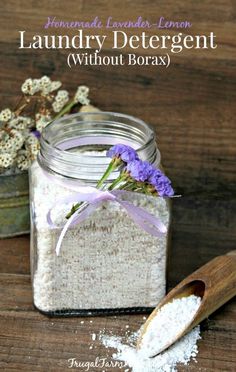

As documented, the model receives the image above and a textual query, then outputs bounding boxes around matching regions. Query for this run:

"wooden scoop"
[138,251,236,357]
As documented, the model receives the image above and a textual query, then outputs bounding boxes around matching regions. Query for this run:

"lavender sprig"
[125,160,174,197]
[126,160,154,182]
[148,169,174,197]
[97,144,139,188]
[108,158,174,197]
[107,144,139,163]
[66,144,174,219]
[66,144,139,218]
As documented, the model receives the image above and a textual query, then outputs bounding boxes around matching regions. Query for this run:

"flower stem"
[121,182,136,191]
[66,158,122,219]
[66,201,89,219]
[96,158,121,189]
[14,98,30,116]
[53,100,75,121]
[108,175,125,190]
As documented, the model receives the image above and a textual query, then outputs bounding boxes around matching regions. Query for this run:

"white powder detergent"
[100,295,202,371]
[30,157,171,312]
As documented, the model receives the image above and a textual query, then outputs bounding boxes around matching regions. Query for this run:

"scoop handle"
[180,251,236,329]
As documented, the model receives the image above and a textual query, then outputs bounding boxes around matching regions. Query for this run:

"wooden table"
[0,235,235,371]
[0,0,236,370]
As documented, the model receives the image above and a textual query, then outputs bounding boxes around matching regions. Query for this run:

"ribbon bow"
[47,185,167,256]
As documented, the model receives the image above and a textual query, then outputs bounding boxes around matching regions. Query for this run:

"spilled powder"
[100,295,202,372]
[91,333,96,341]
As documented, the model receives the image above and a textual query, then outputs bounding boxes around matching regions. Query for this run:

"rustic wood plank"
[0,273,33,311]
[0,235,30,275]
[1,27,236,175]
[0,0,236,62]
[0,289,235,371]
[0,270,235,371]
[0,0,236,370]
[1,45,236,191]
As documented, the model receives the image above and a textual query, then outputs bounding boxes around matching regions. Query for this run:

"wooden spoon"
[137,251,236,357]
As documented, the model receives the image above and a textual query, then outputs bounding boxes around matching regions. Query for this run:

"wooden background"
[0,0,236,371]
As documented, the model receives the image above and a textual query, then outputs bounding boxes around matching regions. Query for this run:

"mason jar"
[29,112,171,315]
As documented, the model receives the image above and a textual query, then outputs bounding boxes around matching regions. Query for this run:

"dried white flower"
[10,129,24,151]
[77,96,90,105]
[22,76,62,97]
[0,131,10,153]
[74,85,90,105]
[35,113,51,132]
[0,153,15,168]
[17,157,30,170]
[33,78,41,88]
[39,76,52,96]
[16,150,31,171]
[26,143,39,159]
[21,78,40,95]
[25,133,40,159]
[0,129,24,154]
[39,75,51,86]
[0,129,8,140]
[52,101,64,113]
[0,140,14,153]
[1,76,91,172]
[25,133,39,146]
[55,90,69,103]
[52,90,69,112]
[9,120,26,132]
[0,108,13,122]
[8,116,32,131]
[76,85,89,95]
[50,81,62,92]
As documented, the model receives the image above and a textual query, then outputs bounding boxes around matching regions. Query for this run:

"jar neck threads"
[38,112,160,183]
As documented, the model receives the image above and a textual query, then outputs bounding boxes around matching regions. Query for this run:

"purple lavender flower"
[126,159,155,182]
[31,129,41,139]
[107,144,139,163]
[148,168,164,185]
[148,169,174,197]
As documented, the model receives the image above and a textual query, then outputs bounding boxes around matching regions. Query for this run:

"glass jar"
[29,112,171,315]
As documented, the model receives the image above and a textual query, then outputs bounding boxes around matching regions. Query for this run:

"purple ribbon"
[47,185,167,256]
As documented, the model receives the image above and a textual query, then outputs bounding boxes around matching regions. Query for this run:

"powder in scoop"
[100,295,202,372]
[141,294,202,357]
